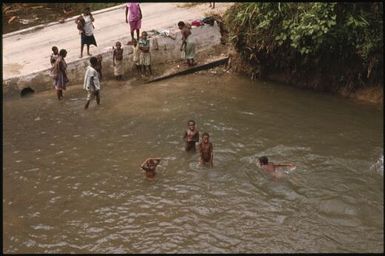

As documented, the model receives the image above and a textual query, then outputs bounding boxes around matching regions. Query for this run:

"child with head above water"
[140,157,161,179]
[183,120,199,152]
[198,132,213,168]
[258,156,295,172]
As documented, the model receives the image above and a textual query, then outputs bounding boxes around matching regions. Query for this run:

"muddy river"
[3,73,383,253]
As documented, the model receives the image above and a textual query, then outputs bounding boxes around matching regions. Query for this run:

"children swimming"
[258,156,295,172]
[140,157,161,179]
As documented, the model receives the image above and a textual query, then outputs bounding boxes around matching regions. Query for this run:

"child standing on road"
[113,41,124,80]
[83,56,101,109]
[50,46,59,66]
[95,54,103,80]
[132,39,141,73]
[139,31,152,76]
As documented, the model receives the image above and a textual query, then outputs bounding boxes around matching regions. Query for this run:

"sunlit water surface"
[3,73,383,253]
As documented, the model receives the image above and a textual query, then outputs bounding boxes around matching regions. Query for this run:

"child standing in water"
[132,39,141,74]
[257,156,295,172]
[140,158,161,179]
[113,41,124,80]
[183,120,199,152]
[138,31,152,76]
[50,46,59,66]
[198,132,213,167]
[83,56,101,109]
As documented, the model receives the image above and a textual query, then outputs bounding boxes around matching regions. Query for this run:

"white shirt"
[83,66,100,91]
[83,14,94,36]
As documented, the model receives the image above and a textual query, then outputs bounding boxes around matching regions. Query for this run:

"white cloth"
[132,44,140,64]
[83,15,94,36]
[83,66,100,91]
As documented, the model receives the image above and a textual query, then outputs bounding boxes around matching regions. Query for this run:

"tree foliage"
[224,2,383,92]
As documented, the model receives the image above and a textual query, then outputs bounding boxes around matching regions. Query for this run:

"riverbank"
[222,3,383,107]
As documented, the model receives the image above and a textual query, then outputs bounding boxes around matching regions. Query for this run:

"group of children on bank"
[140,120,295,179]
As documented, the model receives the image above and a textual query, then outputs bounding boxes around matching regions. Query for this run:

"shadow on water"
[3,73,383,253]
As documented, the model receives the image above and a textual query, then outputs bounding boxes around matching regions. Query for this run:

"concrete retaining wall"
[3,22,221,98]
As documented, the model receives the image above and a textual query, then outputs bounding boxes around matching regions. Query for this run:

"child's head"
[202,132,210,143]
[178,21,185,30]
[187,120,196,130]
[115,41,122,49]
[84,7,91,15]
[148,159,156,168]
[258,156,269,165]
[141,31,148,39]
[90,56,98,67]
[52,46,58,54]
[59,49,67,57]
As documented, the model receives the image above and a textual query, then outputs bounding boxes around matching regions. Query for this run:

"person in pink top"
[125,2,142,44]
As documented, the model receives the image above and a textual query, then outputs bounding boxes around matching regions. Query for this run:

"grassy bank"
[3,3,121,34]
[223,3,383,104]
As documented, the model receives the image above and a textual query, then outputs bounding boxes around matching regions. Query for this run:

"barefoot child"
[183,120,199,152]
[113,41,124,80]
[257,156,295,172]
[95,54,103,80]
[140,158,161,179]
[198,132,213,167]
[138,31,152,76]
[132,39,141,73]
[83,56,101,109]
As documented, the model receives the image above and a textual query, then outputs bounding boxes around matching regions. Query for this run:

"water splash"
[370,154,383,176]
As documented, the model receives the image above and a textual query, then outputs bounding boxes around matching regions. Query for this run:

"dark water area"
[3,73,383,253]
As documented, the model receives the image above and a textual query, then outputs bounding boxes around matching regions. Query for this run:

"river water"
[3,73,383,253]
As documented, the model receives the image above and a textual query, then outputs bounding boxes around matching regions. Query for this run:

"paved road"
[2,3,232,80]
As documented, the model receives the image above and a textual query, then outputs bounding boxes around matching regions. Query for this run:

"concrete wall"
[3,22,221,98]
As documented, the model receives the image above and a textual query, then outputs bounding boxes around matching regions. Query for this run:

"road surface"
[2,3,232,80]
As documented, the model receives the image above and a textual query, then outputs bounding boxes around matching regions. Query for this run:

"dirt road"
[2,3,232,80]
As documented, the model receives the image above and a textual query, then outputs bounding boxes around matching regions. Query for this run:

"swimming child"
[183,120,199,152]
[140,158,161,179]
[257,156,295,172]
[132,39,141,73]
[50,46,59,66]
[113,41,124,80]
[198,132,213,167]
[138,31,152,76]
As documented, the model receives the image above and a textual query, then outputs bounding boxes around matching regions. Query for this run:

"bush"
[224,2,383,92]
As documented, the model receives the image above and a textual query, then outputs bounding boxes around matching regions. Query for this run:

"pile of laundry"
[146,16,216,41]
[191,16,216,27]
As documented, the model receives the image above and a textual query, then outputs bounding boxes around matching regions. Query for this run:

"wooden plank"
[146,57,229,84]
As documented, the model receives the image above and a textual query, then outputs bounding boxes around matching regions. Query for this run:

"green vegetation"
[224,2,383,92]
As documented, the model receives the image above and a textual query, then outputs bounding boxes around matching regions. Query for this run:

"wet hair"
[187,120,195,125]
[84,7,91,12]
[202,132,209,138]
[116,41,121,46]
[90,56,98,66]
[52,46,58,52]
[258,156,269,165]
[59,49,67,56]
[178,21,185,27]
[142,31,148,36]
